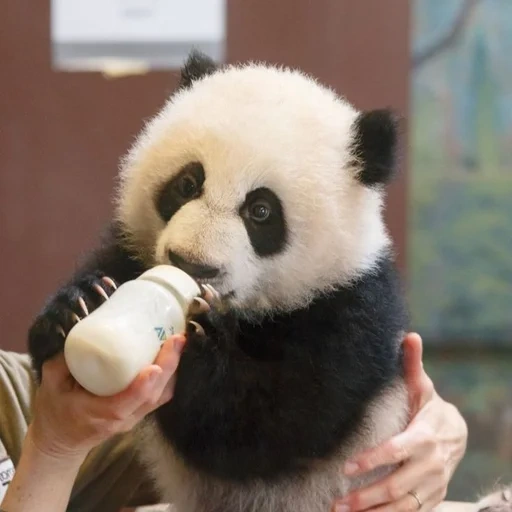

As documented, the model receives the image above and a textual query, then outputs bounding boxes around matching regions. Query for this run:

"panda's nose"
[167,250,220,279]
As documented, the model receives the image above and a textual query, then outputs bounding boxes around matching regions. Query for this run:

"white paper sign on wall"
[50,0,226,74]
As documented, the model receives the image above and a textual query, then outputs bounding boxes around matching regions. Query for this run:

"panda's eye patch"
[177,172,200,199]
[249,200,272,222]
[155,161,205,222]
[240,187,287,257]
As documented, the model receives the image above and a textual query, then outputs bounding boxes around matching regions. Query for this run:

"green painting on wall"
[410,0,512,501]
[410,0,512,346]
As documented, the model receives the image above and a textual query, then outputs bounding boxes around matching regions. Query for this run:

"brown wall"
[0,0,409,353]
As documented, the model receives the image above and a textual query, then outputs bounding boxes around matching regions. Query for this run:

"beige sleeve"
[0,349,161,511]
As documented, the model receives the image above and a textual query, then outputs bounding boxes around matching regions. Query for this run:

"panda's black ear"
[178,50,218,89]
[350,108,401,187]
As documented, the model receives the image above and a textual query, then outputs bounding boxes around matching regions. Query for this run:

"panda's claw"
[56,324,66,339]
[28,272,121,380]
[102,276,118,291]
[187,320,205,338]
[208,284,221,300]
[189,297,211,315]
[200,284,214,302]
[93,283,110,302]
[199,284,222,308]
[78,296,89,316]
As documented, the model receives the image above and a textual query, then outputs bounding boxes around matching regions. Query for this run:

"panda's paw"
[476,485,512,512]
[185,284,226,343]
[28,272,118,375]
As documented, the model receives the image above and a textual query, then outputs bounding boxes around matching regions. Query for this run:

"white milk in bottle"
[64,265,201,396]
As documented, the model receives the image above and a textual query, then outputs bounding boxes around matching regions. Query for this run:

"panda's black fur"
[28,52,411,508]
[158,254,407,482]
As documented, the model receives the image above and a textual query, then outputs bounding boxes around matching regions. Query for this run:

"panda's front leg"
[28,271,120,380]
[28,224,145,380]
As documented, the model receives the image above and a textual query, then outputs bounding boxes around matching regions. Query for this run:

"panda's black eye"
[249,201,272,222]
[240,187,287,257]
[155,161,205,222]
[177,173,199,199]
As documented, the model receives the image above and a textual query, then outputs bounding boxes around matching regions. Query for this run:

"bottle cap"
[139,265,201,309]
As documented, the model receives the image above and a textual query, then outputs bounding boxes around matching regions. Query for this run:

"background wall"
[0,0,410,353]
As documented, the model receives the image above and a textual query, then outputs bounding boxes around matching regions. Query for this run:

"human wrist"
[0,427,87,512]
[25,423,89,467]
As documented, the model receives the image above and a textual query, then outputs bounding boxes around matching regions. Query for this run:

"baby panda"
[28,51,410,512]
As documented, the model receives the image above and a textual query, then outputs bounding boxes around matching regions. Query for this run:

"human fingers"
[32,336,186,456]
[130,336,186,418]
[402,333,434,412]
[341,333,434,475]
[131,373,177,420]
[40,352,76,392]
[153,334,186,378]
[89,335,186,420]
[41,347,162,406]
[338,453,446,512]
[100,335,186,431]
[343,420,436,478]
[357,482,446,512]
[140,334,185,403]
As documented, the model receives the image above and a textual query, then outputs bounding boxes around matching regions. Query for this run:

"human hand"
[29,334,186,461]
[333,333,468,512]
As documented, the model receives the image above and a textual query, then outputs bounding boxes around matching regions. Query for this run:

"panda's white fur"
[115,62,390,315]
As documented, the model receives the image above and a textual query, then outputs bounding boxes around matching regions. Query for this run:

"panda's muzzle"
[167,250,220,280]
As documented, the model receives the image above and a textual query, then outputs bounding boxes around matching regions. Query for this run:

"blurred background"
[0,0,510,502]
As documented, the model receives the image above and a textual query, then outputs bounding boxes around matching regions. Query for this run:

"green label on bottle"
[154,325,176,342]
[154,327,166,341]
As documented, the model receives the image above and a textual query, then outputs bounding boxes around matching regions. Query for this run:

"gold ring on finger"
[408,490,422,510]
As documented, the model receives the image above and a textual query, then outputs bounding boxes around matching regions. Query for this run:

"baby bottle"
[64,265,201,396]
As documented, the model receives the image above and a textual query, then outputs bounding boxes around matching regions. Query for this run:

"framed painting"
[409,0,512,500]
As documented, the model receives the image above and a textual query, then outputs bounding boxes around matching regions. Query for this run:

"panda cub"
[28,51,410,512]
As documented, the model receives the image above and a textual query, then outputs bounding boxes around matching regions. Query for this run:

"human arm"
[0,335,185,512]
[0,427,85,512]
[332,332,468,512]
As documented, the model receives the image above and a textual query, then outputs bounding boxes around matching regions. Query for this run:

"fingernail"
[344,461,359,475]
[335,504,350,512]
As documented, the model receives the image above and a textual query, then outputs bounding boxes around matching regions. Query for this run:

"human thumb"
[402,332,433,412]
